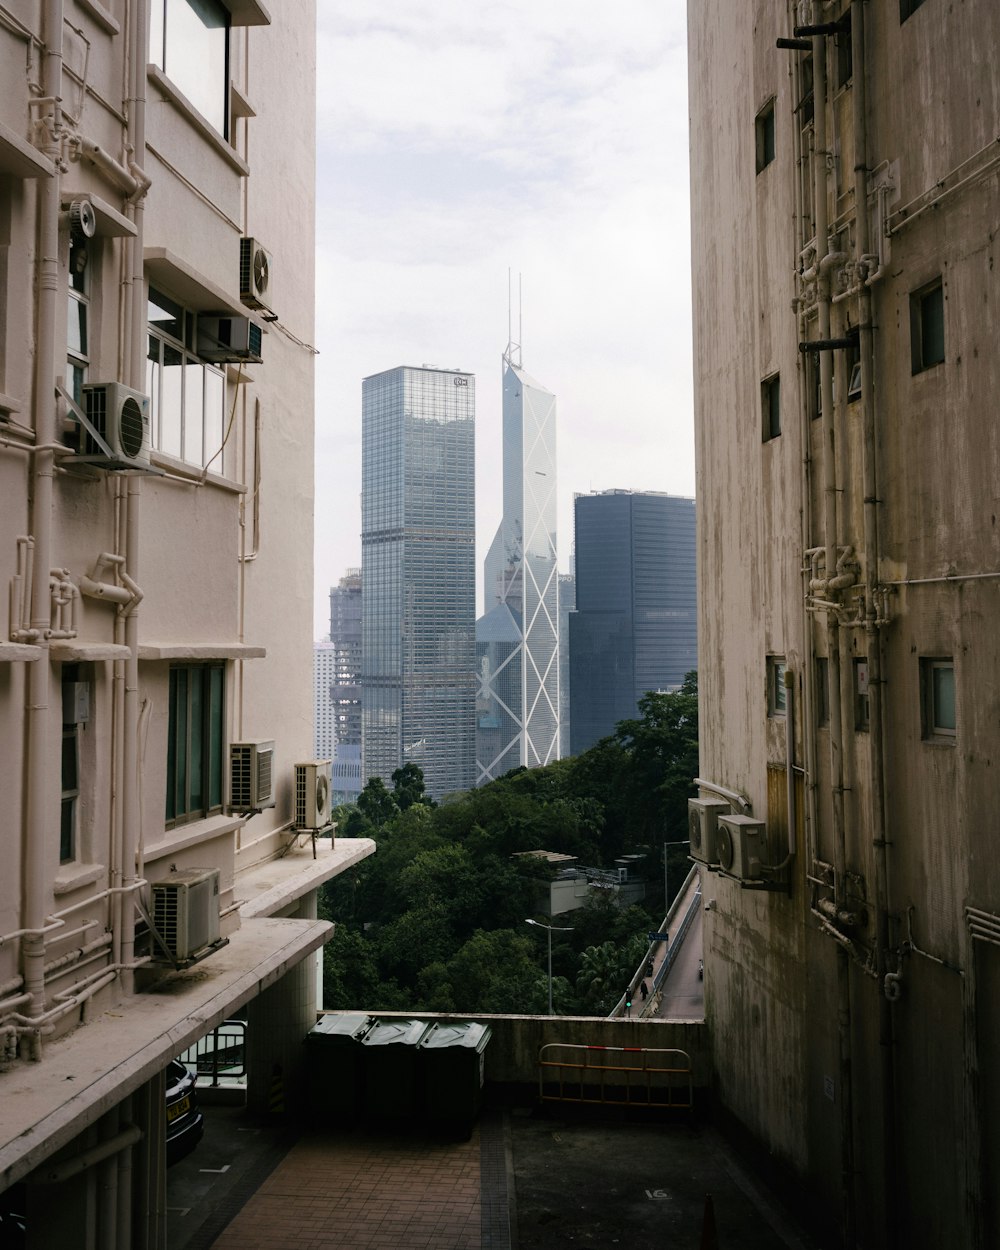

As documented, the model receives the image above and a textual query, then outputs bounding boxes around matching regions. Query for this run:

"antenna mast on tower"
[504,268,523,368]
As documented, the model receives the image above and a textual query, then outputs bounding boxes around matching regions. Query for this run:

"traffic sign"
[647,931,670,942]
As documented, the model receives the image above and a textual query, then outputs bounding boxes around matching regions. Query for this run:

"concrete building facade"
[569,491,696,755]
[0,3,373,1244]
[360,365,476,799]
[477,346,559,783]
[689,2,1000,1247]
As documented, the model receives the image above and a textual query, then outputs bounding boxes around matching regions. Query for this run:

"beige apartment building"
[0,1,373,1245]
[689,2,1000,1247]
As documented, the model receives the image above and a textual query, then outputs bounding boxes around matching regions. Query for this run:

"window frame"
[910,278,945,375]
[147,286,227,471]
[762,372,781,442]
[815,656,830,727]
[166,661,226,828]
[920,657,956,742]
[900,0,928,22]
[67,237,90,405]
[767,655,787,718]
[755,98,776,174]
[149,0,232,140]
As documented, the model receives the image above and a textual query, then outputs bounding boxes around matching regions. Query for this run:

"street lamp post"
[663,839,691,911]
[525,918,574,1015]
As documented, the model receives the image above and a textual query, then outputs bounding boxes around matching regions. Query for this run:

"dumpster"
[418,1020,492,1137]
[361,1018,433,1120]
[303,1012,374,1123]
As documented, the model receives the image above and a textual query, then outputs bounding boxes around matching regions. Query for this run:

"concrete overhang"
[138,643,266,661]
[238,837,376,918]
[0,121,53,179]
[61,192,137,238]
[144,248,246,318]
[0,643,41,662]
[0,915,330,1191]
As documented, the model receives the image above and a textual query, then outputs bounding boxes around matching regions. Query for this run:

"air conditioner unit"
[80,382,151,466]
[151,868,220,962]
[198,314,263,364]
[716,814,766,882]
[239,236,273,313]
[229,739,275,809]
[688,796,731,865]
[293,759,332,829]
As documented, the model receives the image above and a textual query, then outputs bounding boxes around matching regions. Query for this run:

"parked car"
[166,1058,204,1167]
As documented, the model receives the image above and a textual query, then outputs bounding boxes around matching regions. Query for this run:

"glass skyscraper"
[568,490,696,755]
[476,348,559,783]
[361,365,476,799]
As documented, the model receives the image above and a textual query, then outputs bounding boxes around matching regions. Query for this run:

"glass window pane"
[921,285,945,366]
[61,797,75,863]
[166,668,178,821]
[149,0,165,67]
[165,0,228,136]
[933,665,956,731]
[184,362,204,465]
[208,665,224,808]
[174,668,188,817]
[189,667,204,812]
[62,730,78,790]
[161,344,183,457]
[68,294,87,355]
[204,367,224,470]
[149,288,183,341]
[147,338,160,449]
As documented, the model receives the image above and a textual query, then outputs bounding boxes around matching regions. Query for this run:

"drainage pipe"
[692,778,752,815]
[22,0,65,1026]
[119,0,150,998]
[39,1122,143,1185]
[850,6,898,1247]
[811,29,856,1250]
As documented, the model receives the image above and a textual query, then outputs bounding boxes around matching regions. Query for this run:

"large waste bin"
[304,1012,374,1123]
[361,1018,432,1120]
[418,1020,492,1137]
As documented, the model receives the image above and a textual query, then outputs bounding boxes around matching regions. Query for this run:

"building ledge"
[61,192,136,238]
[0,643,41,662]
[138,643,265,661]
[0,120,53,179]
[143,814,246,863]
[0,916,331,1190]
[144,246,246,318]
[49,641,131,662]
[238,837,376,918]
[147,66,250,177]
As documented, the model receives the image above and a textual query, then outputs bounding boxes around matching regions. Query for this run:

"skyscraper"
[476,344,559,783]
[361,366,476,798]
[568,491,696,754]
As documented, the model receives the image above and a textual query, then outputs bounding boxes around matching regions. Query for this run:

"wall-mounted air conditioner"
[151,868,220,962]
[239,237,273,314]
[293,759,332,829]
[79,382,151,467]
[229,739,275,810]
[716,814,766,882]
[198,314,263,364]
[688,796,731,865]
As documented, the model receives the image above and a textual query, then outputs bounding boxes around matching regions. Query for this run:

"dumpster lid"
[363,1018,432,1047]
[417,1021,492,1051]
[307,1012,373,1041]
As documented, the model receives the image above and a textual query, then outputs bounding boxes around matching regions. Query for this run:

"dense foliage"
[320,673,698,1016]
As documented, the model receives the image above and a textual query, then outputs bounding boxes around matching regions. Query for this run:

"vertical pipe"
[23,0,66,1023]
[851,6,899,1247]
[812,30,856,1250]
[120,0,149,993]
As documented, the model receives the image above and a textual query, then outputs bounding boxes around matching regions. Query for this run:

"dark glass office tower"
[569,491,696,755]
[361,366,476,798]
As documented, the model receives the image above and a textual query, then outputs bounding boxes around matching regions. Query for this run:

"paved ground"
[168,1102,821,1250]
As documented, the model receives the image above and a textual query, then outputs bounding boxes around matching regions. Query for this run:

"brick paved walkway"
[209,1126,492,1250]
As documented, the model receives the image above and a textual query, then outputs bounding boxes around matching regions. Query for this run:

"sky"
[313,2,693,640]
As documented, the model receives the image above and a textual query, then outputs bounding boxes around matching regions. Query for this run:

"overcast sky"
[313,3,693,639]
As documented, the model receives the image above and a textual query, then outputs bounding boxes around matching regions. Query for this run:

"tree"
[391,761,430,811]
[356,775,397,829]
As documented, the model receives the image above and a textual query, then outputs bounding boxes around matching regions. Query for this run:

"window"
[67,238,90,404]
[149,0,231,137]
[762,373,781,441]
[910,279,945,374]
[807,351,821,420]
[921,658,956,740]
[61,666,82,862]
[166,663,225,826]
[147,288,226,469]
[835,16,853,89]
[796,54,815,126]
[756,100,776,173]
[900,0,928,21]
[853,658,869,730]
[768,656,787,717]
[815,656,830,727]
